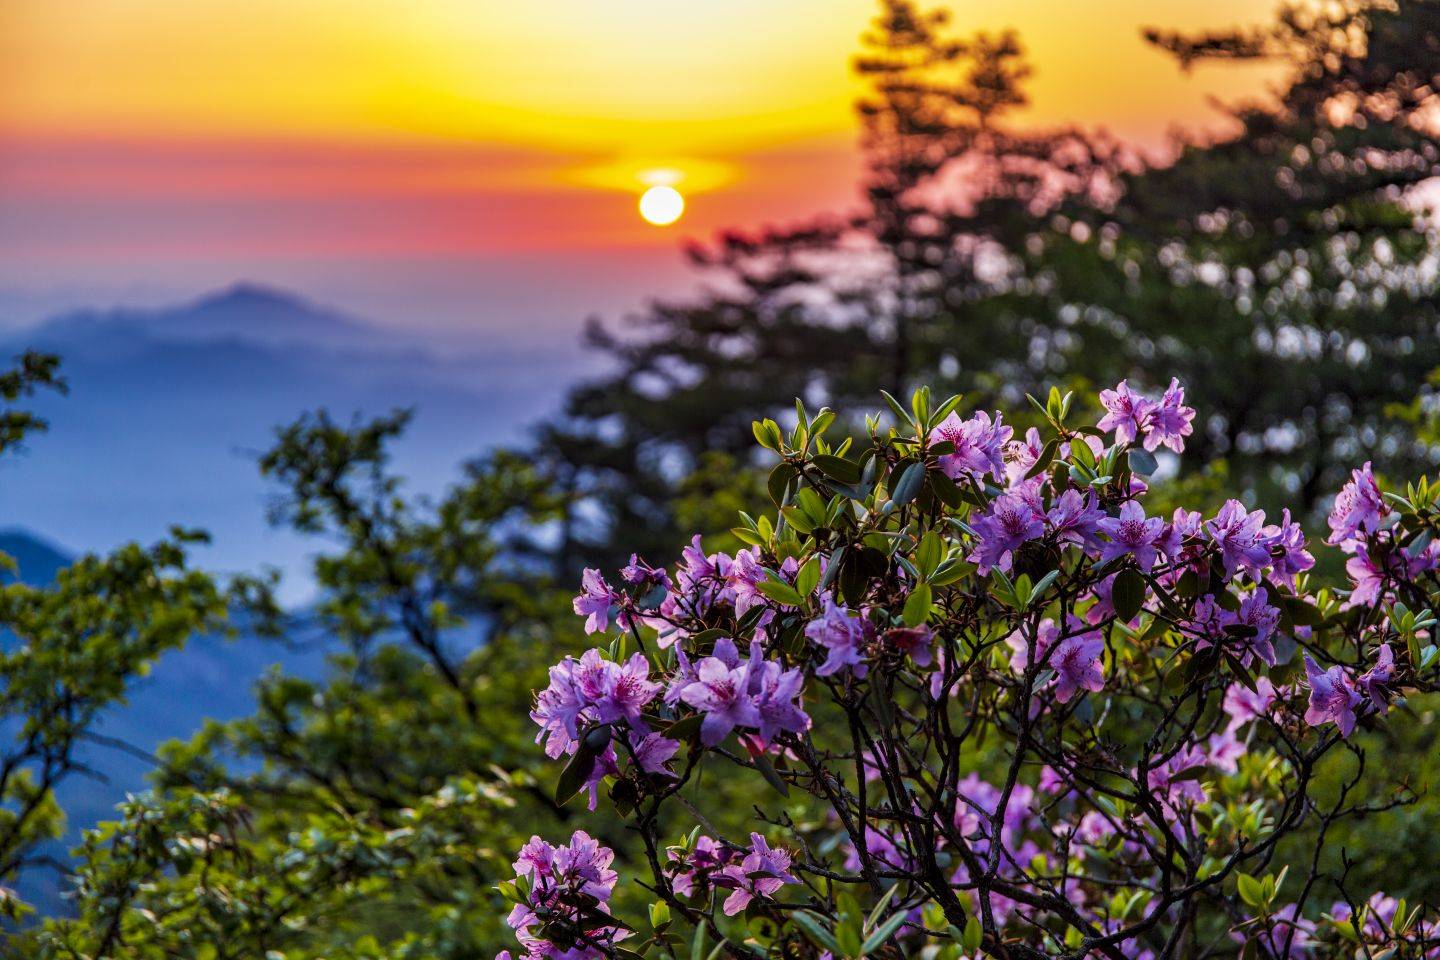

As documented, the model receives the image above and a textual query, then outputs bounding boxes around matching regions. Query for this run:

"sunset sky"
[0,0,1286,333]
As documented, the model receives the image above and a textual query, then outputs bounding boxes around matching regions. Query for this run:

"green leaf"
[879,390,913,429]
[791,912,841,954]
[767,462,797,507]
[928,472,966,509]
[835,920,863,959]
[1128,447,1159,476]
[756,578,804,607]
[1112,568,1147,622]
[928,560,974,587]
[915,532,944,578]
[665,713,705,741]
[813,454,862,485]
[865,886,898,930]
[795,557,821,597]
[752,419,784,452]
[730,526,765,546]
[780,506,816,535]
[752,752,790,797]
[862,912,908,955]
[1282,595,1323,626]
[795,486,828,523]
[962,915,982,953]
[903,583,932,626]
[1024,438,1060,479]
[554,743,599,806]
[890,461,926,506]
[1236,873,1264,908]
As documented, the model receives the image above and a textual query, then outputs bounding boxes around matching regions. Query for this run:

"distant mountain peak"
[0,528,72,585]
[29,282,383,351]
[192,282,312,312]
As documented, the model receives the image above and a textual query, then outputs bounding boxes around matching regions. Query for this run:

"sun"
[638,185,685,226]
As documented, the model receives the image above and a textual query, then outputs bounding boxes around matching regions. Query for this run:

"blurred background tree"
[542,0,1440,573]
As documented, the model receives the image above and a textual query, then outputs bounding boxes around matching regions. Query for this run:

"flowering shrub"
[500,381,1440,960]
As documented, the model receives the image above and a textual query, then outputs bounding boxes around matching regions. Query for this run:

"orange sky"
[0,0,1288,327]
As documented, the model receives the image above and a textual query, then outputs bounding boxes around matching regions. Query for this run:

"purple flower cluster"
[504,831,624,960]
[657,536,801,646]
[929,409,1012,483]
[804,597,876,677]
[666,833,798,915]
[1327,462,1438,608]
[534,378,1440,959]
[1097,377,1196,452]
[669,637,810,748]
[531,650,678,807]
[1302,644,1395,737]
[1005,617,1106,703]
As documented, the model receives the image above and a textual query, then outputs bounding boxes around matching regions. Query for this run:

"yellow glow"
[0,0,1286,151]
[563,159,738,196]
[639,186,685,226]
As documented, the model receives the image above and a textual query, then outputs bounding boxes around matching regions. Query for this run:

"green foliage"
[0,354,225,926]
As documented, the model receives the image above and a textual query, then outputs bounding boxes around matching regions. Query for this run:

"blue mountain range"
[0,282,590,595]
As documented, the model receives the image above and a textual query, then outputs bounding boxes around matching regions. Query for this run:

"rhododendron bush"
[501,382,1440,960]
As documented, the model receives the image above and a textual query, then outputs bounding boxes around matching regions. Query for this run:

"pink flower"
[1145,378,1196,452]
[1346,551,1387,607]
[1006,618,1059,673]
[725,548,768,617]
[1304,654,1362,737]
[1097,380,1156,446]
[930,410,1013,483]
[1357,643,1395,714]
[719,834,797,915]
[1051,633,1105,703]
[680,656,761,747]
[1097,500,1164,571]
[506,831,624,959]
[531,649,662,763]
[1227,591,1281,667]
[1263,509,1315,586]
[592,653,662,727]
[884,625,935,667]
[804,598,874,677]
[620,554,668,587]
[1205,500,1273,578]
[581,731,680,810]
[668,835,738,899]
[1223,677,1277,732]
[1207,728,1247,775]
[1327,461,1387,546]
[1005,427,1046,486]
[970,492,1044,574]
[1098,378,1196,452]
[747,648,811,747]
[1046,489,1103,549]
[573,568,621,634]
[1158,508,1204,564]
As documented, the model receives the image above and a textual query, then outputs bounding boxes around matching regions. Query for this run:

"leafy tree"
[1023,0,1440,508]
